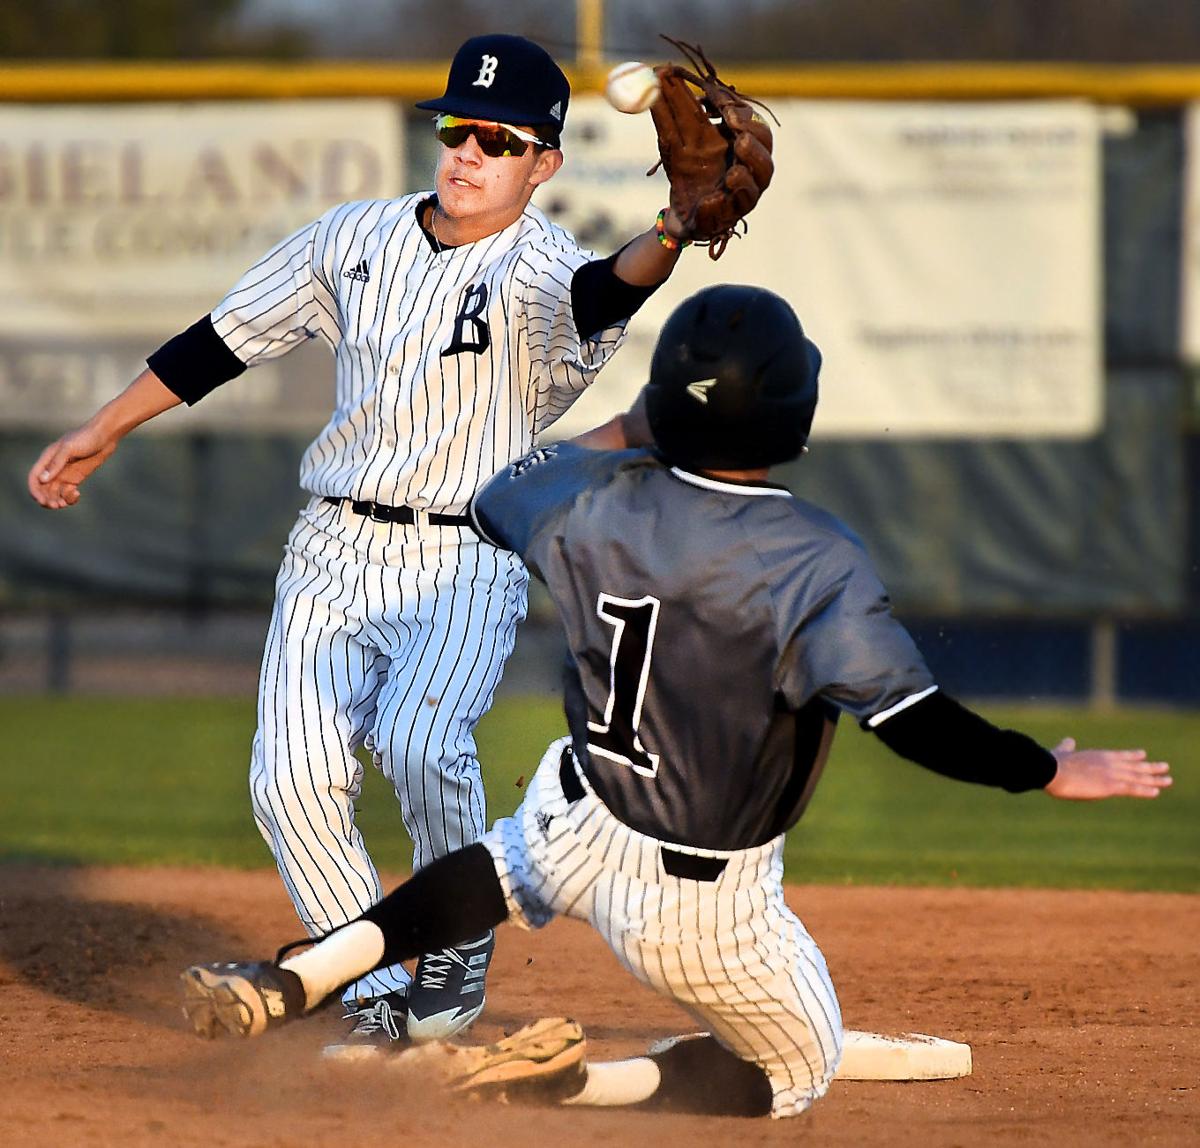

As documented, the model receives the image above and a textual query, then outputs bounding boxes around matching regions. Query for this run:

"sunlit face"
[433,117,562,233]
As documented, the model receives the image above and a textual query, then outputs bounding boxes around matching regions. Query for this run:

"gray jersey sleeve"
[773,529,934,723]
[469,442,632,567]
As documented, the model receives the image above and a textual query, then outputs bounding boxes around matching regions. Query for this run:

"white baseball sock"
[280,921,386,1011]
[561,1058,661,1106]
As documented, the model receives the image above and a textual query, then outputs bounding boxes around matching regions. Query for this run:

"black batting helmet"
[644,285,821,471]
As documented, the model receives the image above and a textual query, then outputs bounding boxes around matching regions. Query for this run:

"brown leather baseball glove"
[650,37,775,259]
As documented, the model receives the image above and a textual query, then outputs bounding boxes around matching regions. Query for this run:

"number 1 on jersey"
[587,593,661,777]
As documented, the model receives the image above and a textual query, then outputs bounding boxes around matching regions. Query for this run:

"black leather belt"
[323,496,470,527]
[557,744,727,882]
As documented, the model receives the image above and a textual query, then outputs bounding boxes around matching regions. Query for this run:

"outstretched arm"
[869,690,1172,800]
[27,368,181,509]
[568,210,686,344]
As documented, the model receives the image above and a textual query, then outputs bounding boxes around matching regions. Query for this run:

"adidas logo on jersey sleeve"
[343,258,371,283]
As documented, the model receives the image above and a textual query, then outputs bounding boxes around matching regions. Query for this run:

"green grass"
[0,697,1194,891]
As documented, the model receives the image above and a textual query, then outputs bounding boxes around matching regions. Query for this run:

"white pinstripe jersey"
[210,194,628,512]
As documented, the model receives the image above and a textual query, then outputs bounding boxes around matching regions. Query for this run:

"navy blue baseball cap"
[416,34,570,144]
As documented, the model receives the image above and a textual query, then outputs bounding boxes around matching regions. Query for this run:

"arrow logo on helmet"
[686,378,718,404]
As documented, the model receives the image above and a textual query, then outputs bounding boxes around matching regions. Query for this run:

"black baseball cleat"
[322,991,410,1062]
[181,961,306,1039]
[407,930,495,1041]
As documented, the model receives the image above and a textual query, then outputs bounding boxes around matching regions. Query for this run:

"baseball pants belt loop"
[660,848,727,881]
[322,495,470,527]
[558,743,586,803]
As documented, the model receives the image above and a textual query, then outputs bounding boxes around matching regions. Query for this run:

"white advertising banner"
[0,100,402,429]
[543,97,1102,439]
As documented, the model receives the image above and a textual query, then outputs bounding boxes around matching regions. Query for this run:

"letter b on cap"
[473,55,499,87]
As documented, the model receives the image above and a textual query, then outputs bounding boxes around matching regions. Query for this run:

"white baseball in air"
[604,61,660,114]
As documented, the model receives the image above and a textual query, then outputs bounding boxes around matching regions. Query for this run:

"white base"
[835,1030,973,1081]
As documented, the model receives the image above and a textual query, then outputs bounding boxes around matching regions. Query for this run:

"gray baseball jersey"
[473,444,935,850]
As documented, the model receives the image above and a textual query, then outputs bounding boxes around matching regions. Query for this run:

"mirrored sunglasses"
[433,114,548,158]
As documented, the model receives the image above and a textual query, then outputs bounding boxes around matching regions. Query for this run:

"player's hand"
[27,424,118,509]
[28,369,182,508]
[1044,737,1172,800]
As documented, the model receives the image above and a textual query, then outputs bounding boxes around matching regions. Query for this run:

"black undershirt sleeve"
[147,315,247,405]
[868,691,1058,793]
[571,251,662,341]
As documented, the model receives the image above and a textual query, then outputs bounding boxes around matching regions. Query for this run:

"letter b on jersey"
[442,283,491,357]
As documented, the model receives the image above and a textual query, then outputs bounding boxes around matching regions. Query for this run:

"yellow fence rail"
[4,61,1200,105]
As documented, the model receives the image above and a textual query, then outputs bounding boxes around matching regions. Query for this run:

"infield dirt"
[0,866,1195,1146]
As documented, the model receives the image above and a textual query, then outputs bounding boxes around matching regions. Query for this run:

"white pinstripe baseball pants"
[250,496,528,999]
[483,737,844,1118]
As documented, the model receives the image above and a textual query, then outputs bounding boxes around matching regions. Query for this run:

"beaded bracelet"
[655,208,691,252]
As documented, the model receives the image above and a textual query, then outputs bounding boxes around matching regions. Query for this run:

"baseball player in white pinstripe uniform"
[179,285,1170,1117]
[28,34,693,1048]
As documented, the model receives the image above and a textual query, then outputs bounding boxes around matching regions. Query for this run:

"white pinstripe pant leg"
[365,528,528,872]
[648,868,843,1117]
[249,506,398,985]
[484,738,843,1119]
[252,501,529,1001]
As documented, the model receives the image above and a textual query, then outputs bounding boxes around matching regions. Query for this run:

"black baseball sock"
[639,1035,774,1117]
[359,843,509,968]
